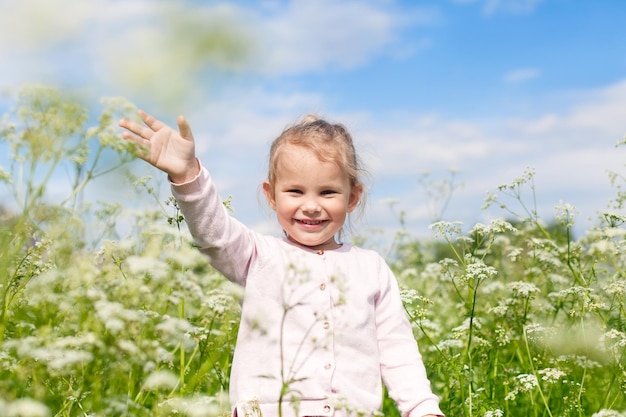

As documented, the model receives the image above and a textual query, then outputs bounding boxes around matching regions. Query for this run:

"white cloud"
[0,0,253,109]
[451,0,544,16]
[257,77,620,239]
[176,77,625,239]
[0,0,95,50]
[248,1,436,75]
[0,0,429,109]
[483,0,545,15]
[349,113,528,180]
[504,68,541,83]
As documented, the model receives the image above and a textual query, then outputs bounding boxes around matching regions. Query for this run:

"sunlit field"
[1,87,625,417]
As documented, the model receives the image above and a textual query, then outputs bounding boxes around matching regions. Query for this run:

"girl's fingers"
[121,130,150,158]
[139,110,165,132]
[177,115,193,142]
[119,119,153,141]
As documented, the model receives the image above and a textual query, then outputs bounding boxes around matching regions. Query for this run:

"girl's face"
[263,145,362,251]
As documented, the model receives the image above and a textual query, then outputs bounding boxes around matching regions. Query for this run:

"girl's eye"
[287,189,302,194]
[321,190,336,196]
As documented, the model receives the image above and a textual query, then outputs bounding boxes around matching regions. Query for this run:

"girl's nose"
[302,196,321,213]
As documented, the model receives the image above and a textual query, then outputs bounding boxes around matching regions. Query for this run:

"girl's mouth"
[296,219,327,226]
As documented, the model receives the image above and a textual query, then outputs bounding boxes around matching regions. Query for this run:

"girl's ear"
[262,181,276,210]
[347,183,363,213]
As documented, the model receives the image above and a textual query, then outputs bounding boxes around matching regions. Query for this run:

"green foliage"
[0,86,242,416]
[392,167,626,417]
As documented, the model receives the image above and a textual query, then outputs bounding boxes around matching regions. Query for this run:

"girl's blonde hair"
[267,114,364,191]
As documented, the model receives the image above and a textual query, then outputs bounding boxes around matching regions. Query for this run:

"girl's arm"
[120,110,257,284]
[375,260,444,417]
[171,164,256,285]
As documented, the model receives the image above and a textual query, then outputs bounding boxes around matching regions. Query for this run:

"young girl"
[119,111,444,417]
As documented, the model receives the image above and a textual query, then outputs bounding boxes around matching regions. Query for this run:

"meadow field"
[1,87,625,417]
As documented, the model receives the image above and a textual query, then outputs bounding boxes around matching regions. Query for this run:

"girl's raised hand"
[119,110,199,183]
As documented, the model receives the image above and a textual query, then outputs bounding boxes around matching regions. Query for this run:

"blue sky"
[1,0,625,243]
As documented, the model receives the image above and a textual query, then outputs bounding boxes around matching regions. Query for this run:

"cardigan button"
[316,249,324,255]
[319,283,326,291]
[323,404,331,413]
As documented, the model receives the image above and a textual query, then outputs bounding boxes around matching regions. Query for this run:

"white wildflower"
[557,355,602,369]
[434,339,464,351]
[507,247,523,262]
[482,281,506,294]
[538,367,566,383]
[489,302,510,317]
[143,360,157,374]
[6,398,50,417]
[0,351,17,371]
[94,299,142,334]
[452,317,481,334]
[484,410,504,417]
[504,391,516,401]
[240,398,263,417]
[604,226,626,238]
[591,410,626,417]
[399,267,419,280]
[509,281,540,297]
[524,323,555,343]
[601,211,626,228]
[429,221,463,239]
[494,327,511,346]
[516,373,538,392]
[156,316,198,351]
[117,339,141,356]
[464,262,498,284]
[125,255,170,282]
[143,369,179,391]
[604,280,626,297]
[554,200,578,228]
[152,344,175,365]
[548,273,569,285]
[549,286,591,301]
[603,329,626,346]
[589,239,617,256]
[203,289,237,315]
[164,245,207,269]
[420,263,443,281]
[105,318,125,333]
[493,234,512,247]
[47,350,93,372]
[160,396,223,417]
[156,315,195,336]
[399,288,424,304]
[0,166,11,183]
[6,336,93,375]
[490,218,518,233]
[470,219,517,236]
[497,166,535,192]
[482,191,498,210]
[534,247,563,268]
[439,258,459,269]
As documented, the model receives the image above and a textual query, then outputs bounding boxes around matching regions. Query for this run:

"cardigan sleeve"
[170,163,257,286]
[375,257,444,417]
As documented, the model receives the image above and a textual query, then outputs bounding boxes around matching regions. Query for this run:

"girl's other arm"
[376,260,444,417]
[119,110,199,183]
